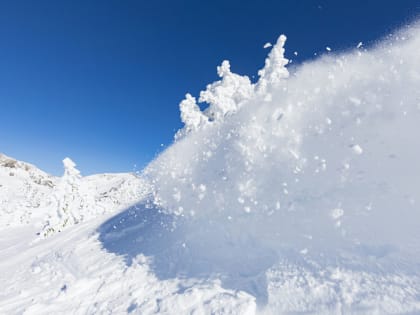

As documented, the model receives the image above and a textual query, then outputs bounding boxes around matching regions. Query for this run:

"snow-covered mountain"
[0,153,148,234]
[0,153,55,227]
[1,22,420,314]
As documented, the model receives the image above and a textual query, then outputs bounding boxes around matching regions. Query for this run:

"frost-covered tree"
[176,93,209,139]
[256,34,289,93]
[176,35,289,138]
[200,60,254,121]
[43,158,84,236]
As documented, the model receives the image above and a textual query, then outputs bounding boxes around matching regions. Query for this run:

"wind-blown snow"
[142,23,420,312]
[2,22,420,315]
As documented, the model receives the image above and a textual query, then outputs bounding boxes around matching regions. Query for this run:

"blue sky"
[1,0,418,175]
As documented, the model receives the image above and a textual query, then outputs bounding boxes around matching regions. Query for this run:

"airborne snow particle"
[300,248,308,255]
[351,144,363,155]
[331,208,344,220]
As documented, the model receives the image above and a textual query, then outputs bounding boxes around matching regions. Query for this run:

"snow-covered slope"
[0,153,55,227]
[0,153,147,233]
[0,156,253,314]
[2,22,420,315]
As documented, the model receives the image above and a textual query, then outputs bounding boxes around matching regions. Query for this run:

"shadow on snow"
[97,201,277,305]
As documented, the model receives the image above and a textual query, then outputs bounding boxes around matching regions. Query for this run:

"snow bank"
[141,23,420,311]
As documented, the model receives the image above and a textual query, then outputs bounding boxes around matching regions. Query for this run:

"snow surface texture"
[1,22,420,314]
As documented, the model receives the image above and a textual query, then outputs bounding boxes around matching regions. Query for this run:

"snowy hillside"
[0,153,55,227]
[0,153,148,233]
[2,22,420,314]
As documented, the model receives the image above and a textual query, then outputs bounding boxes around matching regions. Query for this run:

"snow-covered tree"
[43,158,84,236]
[176,93,209,139]
[256,34,289,93]
[176,35,289,138]
[200,60,254,121]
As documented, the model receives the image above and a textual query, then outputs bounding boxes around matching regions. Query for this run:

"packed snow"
[1,22,420,314]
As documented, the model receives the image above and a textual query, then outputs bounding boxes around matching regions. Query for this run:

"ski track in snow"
[2,22,420,314]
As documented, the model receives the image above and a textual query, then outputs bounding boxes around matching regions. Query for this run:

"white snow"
[0,154,147,233]
[145,22,420,313]
[2,21,420,314]
[351,144,363,155]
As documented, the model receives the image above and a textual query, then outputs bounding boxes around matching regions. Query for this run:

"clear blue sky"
[1,0,418,175]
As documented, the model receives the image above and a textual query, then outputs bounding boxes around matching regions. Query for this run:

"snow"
[0,154,147,232]
[177,93,209,138]
[2,22,420,314]
[146,22,420,313]
[350,144,363,155]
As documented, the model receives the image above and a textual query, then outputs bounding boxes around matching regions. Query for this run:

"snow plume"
[142,24,420,311]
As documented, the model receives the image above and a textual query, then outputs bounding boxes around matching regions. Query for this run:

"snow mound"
[136,23,420,312]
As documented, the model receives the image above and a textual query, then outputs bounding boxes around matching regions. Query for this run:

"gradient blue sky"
[1,0,419,175]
